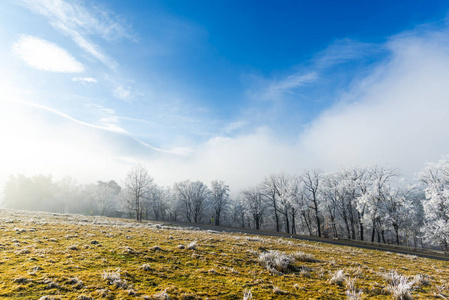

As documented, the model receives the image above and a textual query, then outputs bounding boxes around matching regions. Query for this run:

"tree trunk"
[302,212,312,236]
[291,208,296,235]
[393,223,400,245]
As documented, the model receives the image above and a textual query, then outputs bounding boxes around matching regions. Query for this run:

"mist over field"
[1,1,449,194]
[1,0,449,258]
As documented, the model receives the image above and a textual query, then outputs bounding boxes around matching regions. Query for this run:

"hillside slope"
[0,209,448,299]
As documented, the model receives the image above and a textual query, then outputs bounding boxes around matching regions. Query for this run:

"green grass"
[0,209,448,299]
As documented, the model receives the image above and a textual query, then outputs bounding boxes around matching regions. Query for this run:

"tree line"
[2,157,449,252]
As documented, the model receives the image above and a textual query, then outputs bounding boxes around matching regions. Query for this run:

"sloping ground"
[167,222,449,262]
[0,209,448,299]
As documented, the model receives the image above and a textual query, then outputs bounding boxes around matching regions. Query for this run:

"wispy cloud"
[72,77,97,83]
[12,35,84,72]
[19,0,133,68]
[313,39,378,69]
[113,85,132,100]
[261,72,318,100]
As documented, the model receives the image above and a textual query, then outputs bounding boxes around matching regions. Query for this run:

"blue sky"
[1,0,449,190]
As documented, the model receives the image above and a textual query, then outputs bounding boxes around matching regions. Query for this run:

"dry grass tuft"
[243,289,253,300]
[382,270,414,300]
[258,250,296,274]
[292,250,318,262]
[102,269,128,288]
[186,241,197,250]
[329,269,346,286]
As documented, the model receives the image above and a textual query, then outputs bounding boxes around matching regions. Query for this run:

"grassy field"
[0,210,448,299]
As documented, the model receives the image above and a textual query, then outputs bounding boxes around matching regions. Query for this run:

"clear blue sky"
[1,0,449,189]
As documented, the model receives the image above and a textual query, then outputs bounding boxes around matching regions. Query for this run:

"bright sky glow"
[1,0,449,191]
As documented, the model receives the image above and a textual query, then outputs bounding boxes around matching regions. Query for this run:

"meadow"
[0,209,448,299]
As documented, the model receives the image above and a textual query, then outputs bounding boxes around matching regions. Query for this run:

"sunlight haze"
[1,0,449,192]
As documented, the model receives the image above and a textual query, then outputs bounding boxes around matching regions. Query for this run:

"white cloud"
[149,27,449,189]
[12,35,84,73]
[19,0,132,68]
[296,30,449,177]
[72,77,97,83]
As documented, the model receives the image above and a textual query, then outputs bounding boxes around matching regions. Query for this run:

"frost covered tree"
[229,197,247,228]
[123,164,154,221]
[210,180,230,225]
[174,180,210,223]
[260,175,282,232]
[419,157,449,252]
[146,186,168,221]
[242,187,267,230]
[300,170,323,237]
[95,180,121,216]
[356,166,398,243]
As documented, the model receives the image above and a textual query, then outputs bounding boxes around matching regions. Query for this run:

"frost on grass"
[345,277,364,300]
[102,268,128,288]
[141,263,154,271]
[291,250,318,262]
[346,288,364,300]
[382,270,414,300]
[152,289,171,299]
[187,241,197,250]
[329,269,346,286]
[412,274,431,287]
[243,289,253,300]
[13,277,32,284]
[273,286,288,295]
[258,251,296,274]
[67,277,84,289]
[43,278,60,290]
